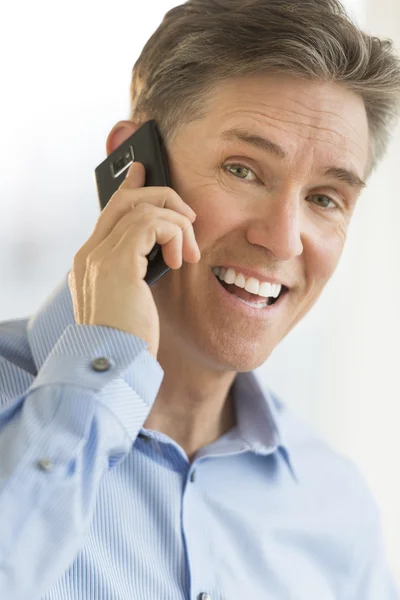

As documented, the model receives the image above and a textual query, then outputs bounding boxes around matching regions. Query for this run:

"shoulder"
[263,389,396,595]
[270,389,379,521]
[0,317,36,404]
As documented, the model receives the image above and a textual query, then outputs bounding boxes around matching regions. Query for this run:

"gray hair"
[130,0,400,176]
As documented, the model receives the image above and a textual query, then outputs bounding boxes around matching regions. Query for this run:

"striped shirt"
[0,275,397,599]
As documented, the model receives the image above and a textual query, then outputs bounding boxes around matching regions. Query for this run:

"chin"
[219,347,274,373]
[199,328,277,373]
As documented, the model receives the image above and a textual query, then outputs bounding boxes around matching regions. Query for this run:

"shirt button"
[197,594,212,600]
[190,470,196,482]
[37,459,53,472]
[91,357,111,372]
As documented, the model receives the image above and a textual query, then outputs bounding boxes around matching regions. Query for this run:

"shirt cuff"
[29,324,164,436]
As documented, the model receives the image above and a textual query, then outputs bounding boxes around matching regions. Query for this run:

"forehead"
[201,73,370,173]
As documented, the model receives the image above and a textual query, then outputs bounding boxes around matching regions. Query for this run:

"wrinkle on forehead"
[208,112,367,174]
[215,103,364,145]
[234,111,365,163]
[286,97,363,137]
[205,76,369,165]
[256,105,364,150]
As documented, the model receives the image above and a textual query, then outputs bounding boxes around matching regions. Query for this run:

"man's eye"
[225,164,257,181]
[309,194,337,209]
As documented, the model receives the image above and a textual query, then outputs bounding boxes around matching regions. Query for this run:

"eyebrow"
[221,128,367,190]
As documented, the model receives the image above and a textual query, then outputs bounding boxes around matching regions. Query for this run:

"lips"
[213,267,287,303]
[213,273,289,312]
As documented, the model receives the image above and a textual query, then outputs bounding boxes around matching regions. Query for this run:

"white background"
[1,0,399,585]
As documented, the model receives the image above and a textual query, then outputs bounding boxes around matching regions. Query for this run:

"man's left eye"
[225,164,257,181]
[225,166,339,209]
[309,195,337,209]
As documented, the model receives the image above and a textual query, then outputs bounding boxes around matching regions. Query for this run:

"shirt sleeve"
[344,495,399,599]
[0,324,163,600]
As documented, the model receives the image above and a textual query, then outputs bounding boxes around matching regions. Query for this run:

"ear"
[106,120,142,156]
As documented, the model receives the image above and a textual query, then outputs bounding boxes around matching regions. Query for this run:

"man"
[1,0,400,598]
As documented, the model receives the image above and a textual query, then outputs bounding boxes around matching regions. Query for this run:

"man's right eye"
[225,163,257,182]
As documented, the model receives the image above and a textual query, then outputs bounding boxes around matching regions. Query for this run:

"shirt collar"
[232,371,298,481]
[27,273,298,482]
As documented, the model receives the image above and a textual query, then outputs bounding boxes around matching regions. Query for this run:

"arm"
[0,323,163,600]
[0,151,198,600]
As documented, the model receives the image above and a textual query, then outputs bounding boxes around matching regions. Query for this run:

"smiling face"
[151,73,370,372]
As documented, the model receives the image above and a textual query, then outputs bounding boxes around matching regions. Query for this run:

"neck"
[143,338,237,462]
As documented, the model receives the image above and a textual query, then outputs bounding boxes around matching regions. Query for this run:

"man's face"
[151,73,369,371]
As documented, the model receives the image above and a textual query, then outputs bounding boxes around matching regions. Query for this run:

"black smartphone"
[94,120,171,286]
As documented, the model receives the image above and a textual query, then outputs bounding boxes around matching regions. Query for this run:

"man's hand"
[68,162,200,357]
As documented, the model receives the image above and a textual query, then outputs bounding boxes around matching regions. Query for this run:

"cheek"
[185,185,243,248]
[289,229,346,332]
[307,222,347,285]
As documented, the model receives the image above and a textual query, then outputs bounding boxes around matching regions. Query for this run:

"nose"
[246,191,304,261]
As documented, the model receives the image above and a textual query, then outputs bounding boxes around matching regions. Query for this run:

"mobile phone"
[94,120,171,286]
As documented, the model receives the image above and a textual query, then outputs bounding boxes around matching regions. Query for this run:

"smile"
[212,266,289,311]
[212,267,289,316]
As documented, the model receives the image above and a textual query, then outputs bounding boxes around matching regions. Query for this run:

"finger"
[106,206,200,269]
[182,223,201,263]
[129,204,200,262]
[132,191,197,224]
[90,162,146,242]
[109,218,186,273]
[118,161,146,190]
[88,186,196,256]
[161,228,183,269]
[106,204,192,250]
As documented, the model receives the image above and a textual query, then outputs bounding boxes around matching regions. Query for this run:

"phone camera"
[111,146,135,178]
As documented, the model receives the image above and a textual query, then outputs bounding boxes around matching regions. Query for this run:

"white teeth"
[224,268,236,285]
[213,266,283,299]
[244,277,260,295]
[235,273,246,288]
[259,282,274,298]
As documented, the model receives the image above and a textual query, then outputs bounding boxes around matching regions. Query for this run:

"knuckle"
[87,251,112,273]
[164,185,178,198]
[108,187,138,209]
[119,188,138,202]
[72,249,86,268]
[84,251,95,268]
[136,201,153,213]
[164,187,182,205]
[85,247,101,267]
[180,214,192,228]
[134,202,157,219]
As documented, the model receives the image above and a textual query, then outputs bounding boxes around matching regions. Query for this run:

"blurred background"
[1,0,399,585]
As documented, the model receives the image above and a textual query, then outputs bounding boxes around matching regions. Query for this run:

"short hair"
[130,0,400,176]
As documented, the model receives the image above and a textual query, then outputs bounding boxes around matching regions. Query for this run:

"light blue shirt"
[0,275,397,600]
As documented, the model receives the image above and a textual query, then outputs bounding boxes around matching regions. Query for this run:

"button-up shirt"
[0,275,397,599]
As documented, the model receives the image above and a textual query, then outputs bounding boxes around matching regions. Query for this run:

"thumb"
[120,161,146,189]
